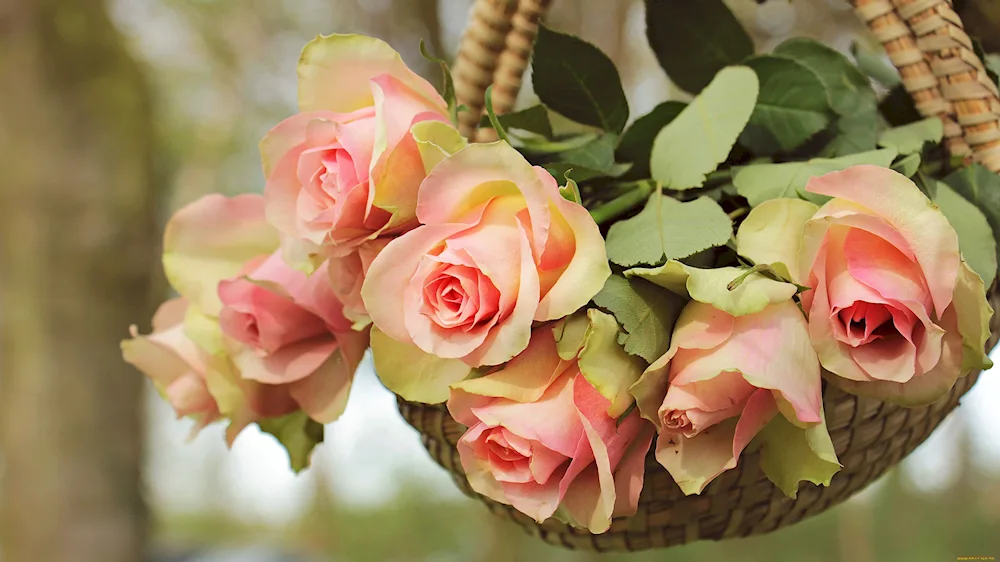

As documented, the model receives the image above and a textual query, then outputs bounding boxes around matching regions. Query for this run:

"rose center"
[421,264,501,331]
[663,410,692,432]
[835,301,898,347]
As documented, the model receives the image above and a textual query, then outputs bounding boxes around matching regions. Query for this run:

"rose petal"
[470,371,584,457]
[737,197,820,283]
[416,142,551,255]
[287,348,355,424]
[732,389,778,454]
[730,301,823,424]
[457,423,511,506]
[843,228,932,313]
[611,425,654,518]
[533,168,612,321]
[806,165,960,317]
[163,194,279,315]
[655,418,740,495]
[297,34,445,114]
[233,336,338,384]
[450,327,568,403]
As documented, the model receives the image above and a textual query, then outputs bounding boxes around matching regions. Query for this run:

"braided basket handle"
[452,0,1000,172]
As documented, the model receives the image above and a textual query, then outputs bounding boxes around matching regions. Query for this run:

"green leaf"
[478,104,554,138]
[943,164,1000,283]
[775,38,878,119]
[733,148,898,207]
[605,191,733,267]
[878,117,944,155]
[532,25,629,133]
[773,39,879,157]
[559,133,622,175]
[740,55,833,155]
[370,326,471,404]
[935,181,998,287]
[592,275,685,363]
[643,0,754,94]
[972,39,999,88]
[626,260,798,317]
[987,54,1000,85]
[820,111,879,158]
[257,411,325,473]
[516,132,598,155]
[543,162,631,183]
[850,40,901,88]
[616,101,686,177]
[892,153,922,178]
[419,40,458,124]
[756,411,841,498]
[650,66,759,189]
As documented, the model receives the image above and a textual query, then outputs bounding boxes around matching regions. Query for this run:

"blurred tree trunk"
[0,0,160,561]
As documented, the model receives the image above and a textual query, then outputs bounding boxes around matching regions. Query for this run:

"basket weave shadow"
[397,285,998,551]
[395,0,1000,552]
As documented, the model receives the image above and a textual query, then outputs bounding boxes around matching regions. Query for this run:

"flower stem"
[589,181,656,224]
[727,207,748,220]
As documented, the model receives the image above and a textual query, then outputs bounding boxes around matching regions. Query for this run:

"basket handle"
[452,0,1000,173]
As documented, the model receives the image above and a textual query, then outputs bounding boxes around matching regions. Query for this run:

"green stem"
[705,169,732,186]
[589,181,656,224]
[727,207,748,221]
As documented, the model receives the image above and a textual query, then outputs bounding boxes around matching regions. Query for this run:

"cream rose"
[361,142,611,400]
[737,165,993,405]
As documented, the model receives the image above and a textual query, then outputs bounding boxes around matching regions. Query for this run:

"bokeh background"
[2,1,1000,561]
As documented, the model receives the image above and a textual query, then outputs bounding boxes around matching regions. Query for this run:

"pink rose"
[325,239,391,326]
[737,165,993,405]
[362,142,611,395]
[218,251,370,423]
[122,298,221,436]
[122,297,301,442]
[448,323,653,533]
[149,193,369,434]
[631,299,827,495]
[260,34,454,259]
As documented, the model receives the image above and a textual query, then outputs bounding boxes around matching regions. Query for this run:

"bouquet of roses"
[124,3,999,535]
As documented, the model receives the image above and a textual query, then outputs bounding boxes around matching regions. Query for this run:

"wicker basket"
[397,0,1000,552]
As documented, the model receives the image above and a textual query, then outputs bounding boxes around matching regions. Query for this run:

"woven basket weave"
[397,0,1000,552]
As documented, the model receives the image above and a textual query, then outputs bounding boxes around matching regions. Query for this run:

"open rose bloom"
[260,34,458,257]
[738,165,993,405]
[628,263,839,496]
[261,34,465,323]
[363,142,611,401]
[122,194,368,451]
[448,312,652,532]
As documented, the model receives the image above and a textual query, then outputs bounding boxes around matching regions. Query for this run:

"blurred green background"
[2,1,1000,561]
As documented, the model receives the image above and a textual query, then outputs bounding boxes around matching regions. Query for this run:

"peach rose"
[448,319,653,533]
[737,165,993,405]
[218,251,370,423]
[362,142,611,399]
[630,299,832,495]
[142,193,368,441]
[122,298,220,437]
[122,297,301,442]
[260,34,458,260]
